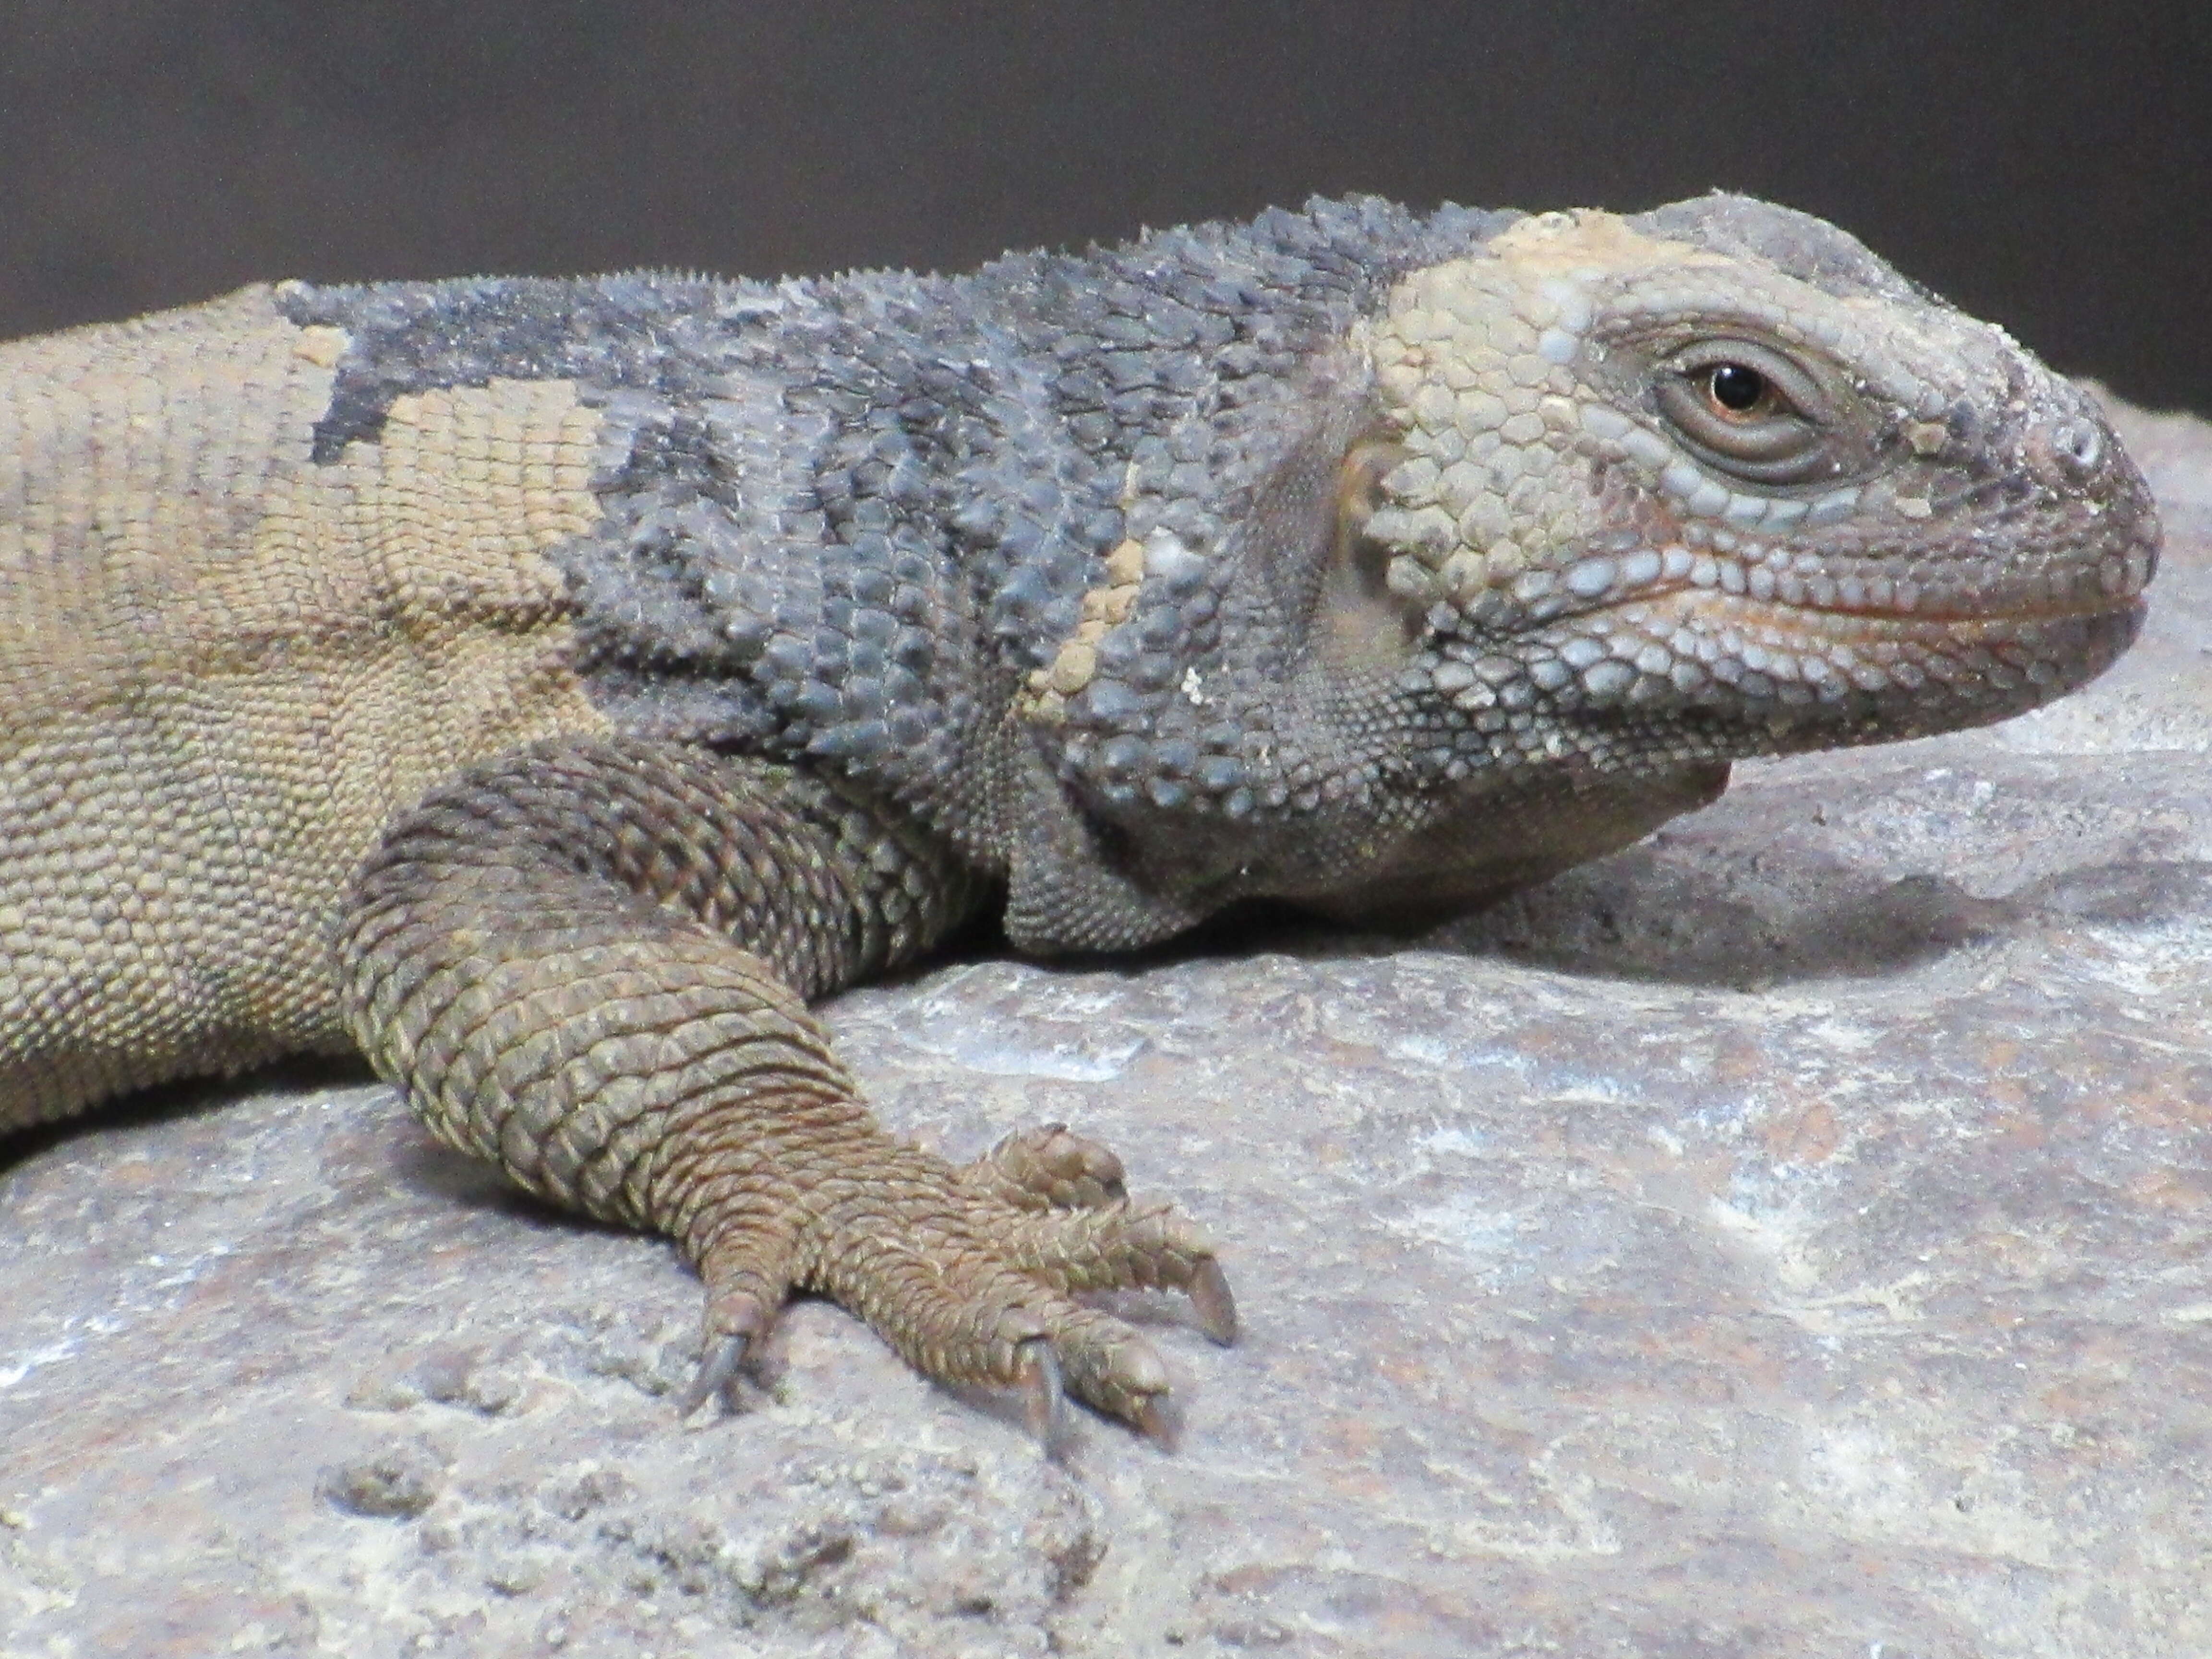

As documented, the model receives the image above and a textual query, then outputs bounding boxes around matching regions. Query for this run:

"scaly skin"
[0,195,2157,1436]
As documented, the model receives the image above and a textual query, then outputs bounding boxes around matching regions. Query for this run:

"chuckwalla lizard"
[0,195,2158,1435]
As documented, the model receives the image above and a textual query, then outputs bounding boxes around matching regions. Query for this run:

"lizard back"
[0,285,611,1118]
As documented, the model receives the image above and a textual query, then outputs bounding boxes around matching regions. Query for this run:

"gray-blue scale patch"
[270,198,1515,831]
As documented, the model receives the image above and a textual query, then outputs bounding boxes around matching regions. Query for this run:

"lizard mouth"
[1448,578,2149,726]
[1606,580,2148,638]
[1506,528,2156,633]
[1434,493,2160,718]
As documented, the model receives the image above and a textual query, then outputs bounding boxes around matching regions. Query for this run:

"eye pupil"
[1708,362,1767,412]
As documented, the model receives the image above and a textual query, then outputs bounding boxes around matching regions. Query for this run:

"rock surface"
[5,400,2210,1658]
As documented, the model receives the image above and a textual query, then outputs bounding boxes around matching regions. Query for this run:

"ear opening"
[1215,364,1422,675]
[1313,433,1426,673]
[1230,362,1380,624]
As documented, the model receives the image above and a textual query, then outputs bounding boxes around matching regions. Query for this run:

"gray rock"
[5,401,2211,1657]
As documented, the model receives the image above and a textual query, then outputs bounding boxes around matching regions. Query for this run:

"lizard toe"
[1042,1304,1177,1431]
[797,1168,1208,1434]
[999,1198,1237,1341]
[961,1122,1128,1211]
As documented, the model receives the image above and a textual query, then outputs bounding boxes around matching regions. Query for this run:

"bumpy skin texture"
[0,195,2159,1432]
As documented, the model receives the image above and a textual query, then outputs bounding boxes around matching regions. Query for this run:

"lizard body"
[0,196,2157,1431]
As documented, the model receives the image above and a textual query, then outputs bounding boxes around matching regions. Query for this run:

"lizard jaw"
[1479,519,2156,631]
[1428,584,2145,754]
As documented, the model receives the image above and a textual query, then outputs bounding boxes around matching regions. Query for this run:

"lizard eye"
[1704,362,1770,415]
[1651,338,1843,486]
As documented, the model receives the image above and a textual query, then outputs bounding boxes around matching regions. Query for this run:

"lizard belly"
[0,286,611,1125]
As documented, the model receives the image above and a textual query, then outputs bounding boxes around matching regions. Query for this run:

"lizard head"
[1006,196,2158,946]
[1353,200,2153,739]
[1299,196,2157,917]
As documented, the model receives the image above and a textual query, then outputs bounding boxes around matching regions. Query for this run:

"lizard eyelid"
[1650,337,1844,487]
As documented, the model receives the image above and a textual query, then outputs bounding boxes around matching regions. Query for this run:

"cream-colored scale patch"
[0,285,611,1124]
[1019,535,1148,724]
[1482,210,1721,281]
[1362,212,1720,613]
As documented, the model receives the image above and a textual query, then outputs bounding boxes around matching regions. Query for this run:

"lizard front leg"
[334,735,1234,1438]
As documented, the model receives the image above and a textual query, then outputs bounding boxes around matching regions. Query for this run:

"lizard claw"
[1016,1335,1068,1451]
[678,1332,750,1419]
[677,1289,776,1418]
[1131,1391,1180,1451]
[1190,1257,1239,1346]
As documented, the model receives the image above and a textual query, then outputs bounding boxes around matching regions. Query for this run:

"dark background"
[1,1,2204,409]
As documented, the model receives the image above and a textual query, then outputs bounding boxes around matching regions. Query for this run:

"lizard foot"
[682,1121,1234,1439]
[338,739,1233,1443]
[962,1123,1237,1346]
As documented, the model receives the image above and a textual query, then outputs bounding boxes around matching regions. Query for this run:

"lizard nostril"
[2055,420,2103,471]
